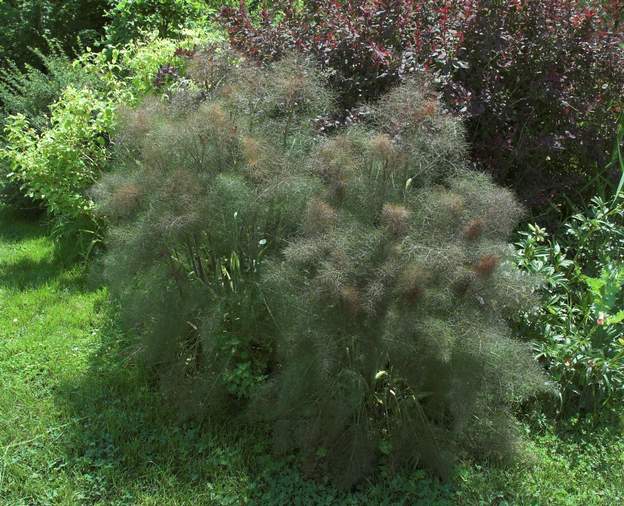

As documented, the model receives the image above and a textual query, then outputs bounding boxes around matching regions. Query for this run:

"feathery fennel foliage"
[95,51,547,487]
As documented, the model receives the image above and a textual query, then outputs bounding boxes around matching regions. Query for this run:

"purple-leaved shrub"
[220,0,624,212]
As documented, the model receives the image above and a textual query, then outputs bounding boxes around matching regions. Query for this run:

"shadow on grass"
[0,207,88,292]
[53,311,274,504]
[0,206,48,244]
[0,256,84,291]
[53,307,453,505]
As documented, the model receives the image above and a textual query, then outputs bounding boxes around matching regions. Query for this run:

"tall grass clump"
[96,50,546,487]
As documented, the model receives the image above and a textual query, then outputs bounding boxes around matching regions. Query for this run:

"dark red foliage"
[174,47,196,58]
[601,0,624,29]
[220,0,624,211]
[154,63,181,87]
[457,1,624,208]
[220,0,475,111]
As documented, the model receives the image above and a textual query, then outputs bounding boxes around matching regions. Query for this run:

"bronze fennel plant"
[95,50,547,487]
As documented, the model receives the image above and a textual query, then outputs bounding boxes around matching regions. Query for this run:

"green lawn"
[1,208,623,505]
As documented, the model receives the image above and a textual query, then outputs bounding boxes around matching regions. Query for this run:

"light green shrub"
[0,29,216,253]
[2,86,114,249]
[0,42,102,212]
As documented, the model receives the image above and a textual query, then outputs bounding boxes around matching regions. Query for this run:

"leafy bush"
[0,42,99,131]
[112,29,218,96]
[515,196,624,416]
[0,0,109,69]
[220,0,460,113]
[598,0,624,28]
[105,0,207,44]
[105,0,233,45]
[220,0,624,210]
[0,30,215,251]
[457,1,624,209]
[96,52,546,486]
[0,42,100,213]
[1,86,115,250]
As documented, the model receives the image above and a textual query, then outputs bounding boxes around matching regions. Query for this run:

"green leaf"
[583,275,605,294]
[606,311,624,325]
